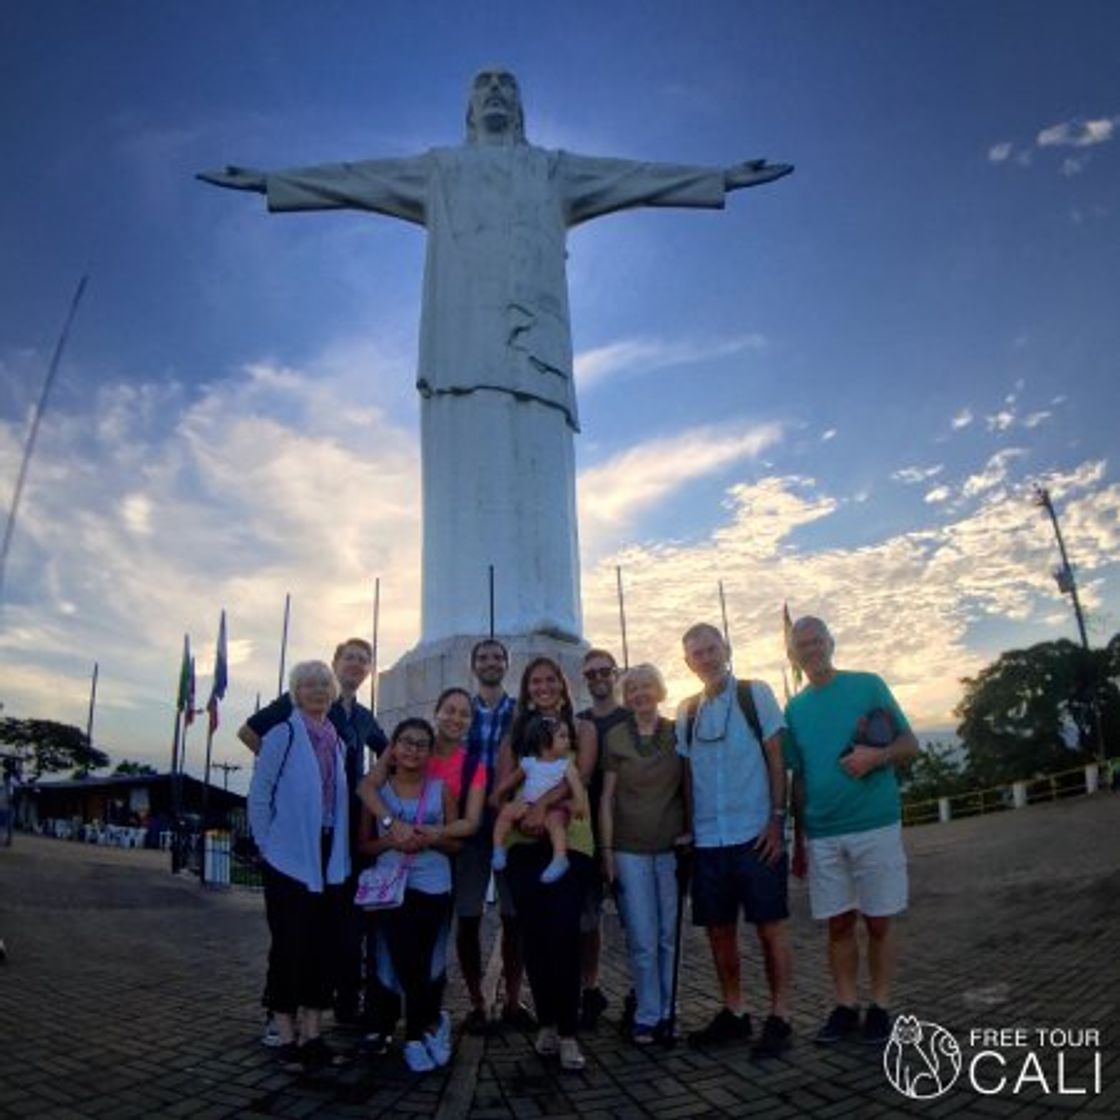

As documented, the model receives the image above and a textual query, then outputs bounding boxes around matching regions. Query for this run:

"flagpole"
[718,580,733,673]
[0,275,88,618]
[201,608,228,860]
[171,632,190,874]
[370,577,380,714]
[488,564,495,639]
[616,565,630,670]
[277,592,291,698]
[169,704,183,873]
[86,661,99,746]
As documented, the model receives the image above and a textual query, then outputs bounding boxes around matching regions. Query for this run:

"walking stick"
[664,842,693,1047]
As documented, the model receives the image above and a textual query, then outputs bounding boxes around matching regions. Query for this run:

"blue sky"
[2,1,1118,786]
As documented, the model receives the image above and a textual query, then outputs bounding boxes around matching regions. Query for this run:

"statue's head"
[466,68,526,145]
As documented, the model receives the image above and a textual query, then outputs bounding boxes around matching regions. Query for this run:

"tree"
[113,760,157,777]
[0,718,109,781]
[900,741,968,803]
[955,637,1119,787]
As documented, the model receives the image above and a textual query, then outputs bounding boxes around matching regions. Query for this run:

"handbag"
[354,777,431,911]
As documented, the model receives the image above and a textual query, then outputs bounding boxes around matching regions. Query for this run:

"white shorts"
[806,822,908,920]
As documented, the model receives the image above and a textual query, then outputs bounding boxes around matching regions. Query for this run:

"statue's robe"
[264,145,727,642]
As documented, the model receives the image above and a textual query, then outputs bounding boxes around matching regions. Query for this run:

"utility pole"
[1032,484,1104,761]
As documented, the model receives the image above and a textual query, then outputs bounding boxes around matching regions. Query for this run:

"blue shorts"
[691,840,789,927]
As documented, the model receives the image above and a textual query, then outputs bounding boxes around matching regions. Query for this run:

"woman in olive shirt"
[600,663,686,1044]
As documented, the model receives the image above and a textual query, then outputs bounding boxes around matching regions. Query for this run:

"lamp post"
[1032,484,1104,761]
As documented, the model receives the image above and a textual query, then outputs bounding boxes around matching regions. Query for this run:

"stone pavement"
[1,795,1117,1120]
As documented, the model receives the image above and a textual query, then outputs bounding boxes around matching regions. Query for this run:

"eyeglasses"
[395,736,432,752]
[584,666,616,682]
[693,694,733,743]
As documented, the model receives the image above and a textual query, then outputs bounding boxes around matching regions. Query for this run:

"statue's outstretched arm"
[195,166,268,193]
[723,160,794,191]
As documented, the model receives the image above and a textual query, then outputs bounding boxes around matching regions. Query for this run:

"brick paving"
[1,794,1117,1119]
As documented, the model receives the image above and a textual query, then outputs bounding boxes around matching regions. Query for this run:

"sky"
[1,1,1118,791]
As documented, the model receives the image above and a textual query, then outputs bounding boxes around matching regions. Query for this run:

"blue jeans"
[614,850,678,1029]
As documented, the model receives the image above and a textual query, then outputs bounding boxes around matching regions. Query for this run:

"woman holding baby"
[493,656,598,1070]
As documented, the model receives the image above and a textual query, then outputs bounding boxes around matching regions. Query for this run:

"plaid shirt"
[462,691,515,815]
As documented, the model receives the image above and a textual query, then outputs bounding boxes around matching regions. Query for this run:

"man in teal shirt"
[785,616,918,1046]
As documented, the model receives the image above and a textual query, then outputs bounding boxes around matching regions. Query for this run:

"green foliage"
[900,741,968,802]
[113,760,158,777]
[955,636,1119,786]
[0,718,110,781]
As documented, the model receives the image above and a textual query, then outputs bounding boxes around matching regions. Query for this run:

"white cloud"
[0,357,422,773]
[986,409,1016,432]
[1037,116,1117,148]
[893,464,944,485]
[961,448,1027,499]
[573,333,767,390]
[924,485,952,504]
[1022,411,1052,429]
[988,141,1013,163]
[580,461,1120,727]
[951,408,973,430]
[577,421,783,556]
[821,428,837,442]
[1062,156,1086,177]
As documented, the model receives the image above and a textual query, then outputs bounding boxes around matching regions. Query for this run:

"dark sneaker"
[299,1036,348,1071]
[750,1015,793,1058]
[359,1030,391,1056]
[687,1008,752,1048]
[862,1004,892,1045]
[579,987,608,1030]
[275,1041,303,1072]
[814,1004,860,1045]
[500,1002,537,1031]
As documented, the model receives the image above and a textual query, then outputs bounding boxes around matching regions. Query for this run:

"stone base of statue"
[375,631,591,730]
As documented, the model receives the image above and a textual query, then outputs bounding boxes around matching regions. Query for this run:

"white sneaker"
[424,1010,452,1067]
[559,1037,585,1071]
[534,1026,559,1056]
[404,1039,437,1073]
[261,1016,282,1048]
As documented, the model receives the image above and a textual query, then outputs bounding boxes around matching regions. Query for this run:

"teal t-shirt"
[783,670,911,840]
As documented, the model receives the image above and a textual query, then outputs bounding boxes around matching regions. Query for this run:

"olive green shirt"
[603,715,685,853]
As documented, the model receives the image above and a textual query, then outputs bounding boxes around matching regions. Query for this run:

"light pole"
[1032,484,1104,761]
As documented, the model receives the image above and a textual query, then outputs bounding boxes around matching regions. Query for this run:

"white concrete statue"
[199,69,792,645]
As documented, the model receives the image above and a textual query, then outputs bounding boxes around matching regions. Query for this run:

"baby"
[491,714,588,883]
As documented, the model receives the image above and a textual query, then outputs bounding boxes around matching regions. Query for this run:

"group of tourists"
[243,616,918,1075]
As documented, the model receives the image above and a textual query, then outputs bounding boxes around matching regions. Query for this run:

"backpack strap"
[736,680,766,747]
[683,694,701,751]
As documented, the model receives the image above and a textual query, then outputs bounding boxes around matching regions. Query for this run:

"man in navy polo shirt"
[676,623,794,1057]
[239,637,387,1028]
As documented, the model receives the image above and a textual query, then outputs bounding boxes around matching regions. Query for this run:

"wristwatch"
[380,814,394,830]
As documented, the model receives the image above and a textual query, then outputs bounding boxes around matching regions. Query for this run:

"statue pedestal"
[375,632,591,730]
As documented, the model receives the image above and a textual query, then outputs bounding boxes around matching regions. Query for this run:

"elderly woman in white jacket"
[249,660,350,1072]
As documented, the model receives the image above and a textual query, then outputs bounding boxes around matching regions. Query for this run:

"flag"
[176,634,192,713]
[783,603,803,692]
[184,656,197,726]
[206,609,229,733]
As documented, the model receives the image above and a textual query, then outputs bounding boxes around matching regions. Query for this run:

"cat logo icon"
[883,1015,963,1100]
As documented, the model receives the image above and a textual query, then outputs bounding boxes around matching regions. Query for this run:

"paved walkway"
[1,795,1117,1119]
